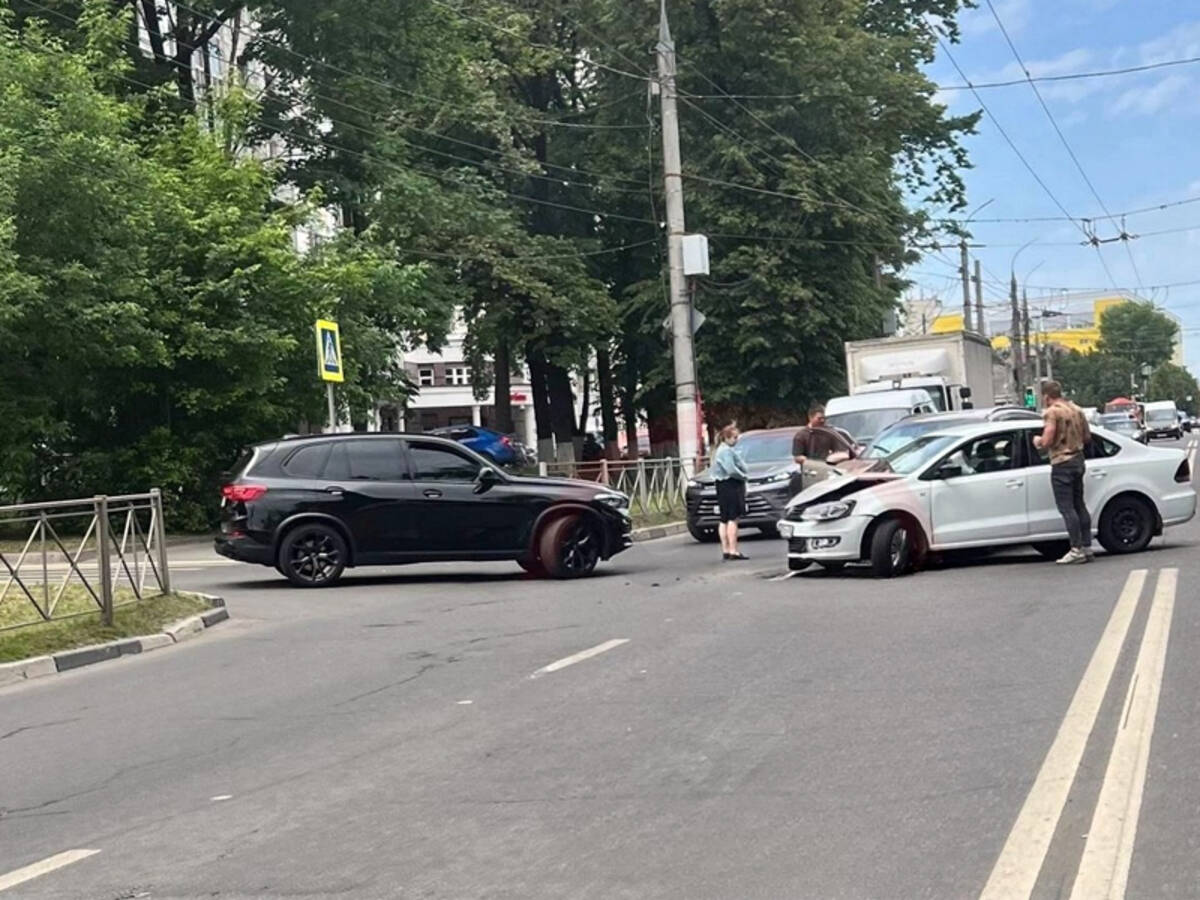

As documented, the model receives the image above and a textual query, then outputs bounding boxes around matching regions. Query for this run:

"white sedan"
[778,420,1195,577]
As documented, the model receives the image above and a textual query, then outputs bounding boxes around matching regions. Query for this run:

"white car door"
[1022,430,1120,539]
[930,431,1029,546]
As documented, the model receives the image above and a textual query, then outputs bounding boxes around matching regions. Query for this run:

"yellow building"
[929,295,1183,364]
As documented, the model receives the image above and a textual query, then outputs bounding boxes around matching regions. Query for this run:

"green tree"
[1097,302,1179,369]
[0,6,442,525]
[1053,351,1134,409]
[1148,363,1200,415]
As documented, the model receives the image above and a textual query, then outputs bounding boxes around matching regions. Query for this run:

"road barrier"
[0,490,171,630]
[537,458,705,519]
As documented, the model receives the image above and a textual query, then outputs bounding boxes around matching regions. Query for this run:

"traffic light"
[1024,387,1037,409]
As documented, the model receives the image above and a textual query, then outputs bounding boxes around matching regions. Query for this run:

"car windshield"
[862,417,972,459]
[1100,415,1138,432]
[882,434,959,476]
[1146,410,1176,424]
[734,432,796,464]
[826,408,910,444]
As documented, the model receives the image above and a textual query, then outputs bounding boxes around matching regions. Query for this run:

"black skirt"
[716,478,747,523]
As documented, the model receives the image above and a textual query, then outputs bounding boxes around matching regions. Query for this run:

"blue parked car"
[428,425,526,466]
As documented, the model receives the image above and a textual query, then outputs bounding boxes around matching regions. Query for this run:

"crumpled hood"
[785,471,901,511]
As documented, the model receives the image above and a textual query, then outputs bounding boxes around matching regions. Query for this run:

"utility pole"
[959,238,973,332]
[1034,317,1042,382]
[656,0,699,465]
[1022,288,1032,388]
[1010,273,1023,395]
[973,260,985,337]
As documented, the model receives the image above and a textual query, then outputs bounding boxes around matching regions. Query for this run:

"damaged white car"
[778,420,1196,577]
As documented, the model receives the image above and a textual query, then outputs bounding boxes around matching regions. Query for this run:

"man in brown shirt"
[792,405,844,465]
[1033,380,1093,564]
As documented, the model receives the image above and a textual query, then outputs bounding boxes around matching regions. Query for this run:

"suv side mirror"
[935,463,964,480]
[960,386,972,399]
[474,466,502,493]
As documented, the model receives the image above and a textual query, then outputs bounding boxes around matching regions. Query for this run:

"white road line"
[1069,568,1178,900]
[0,849,100,893]
[532,639,629,677]
[1188,441,1198,476]
[979,569,1147,900]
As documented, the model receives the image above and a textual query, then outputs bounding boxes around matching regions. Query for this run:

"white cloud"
[959,0,1031,38]
[1132,21,1200,66]
[1060,109,1088,128]
[1110,73,1192,116]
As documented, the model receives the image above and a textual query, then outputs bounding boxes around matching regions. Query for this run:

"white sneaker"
[1056,548,1087,565]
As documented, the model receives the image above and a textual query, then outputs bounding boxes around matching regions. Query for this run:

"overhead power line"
[984,0,1144,293]
[936,38,1119,290]
[680,53,1200,98]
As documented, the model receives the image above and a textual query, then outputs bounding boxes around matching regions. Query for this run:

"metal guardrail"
[538,458,706,517]
[0,490,171,630]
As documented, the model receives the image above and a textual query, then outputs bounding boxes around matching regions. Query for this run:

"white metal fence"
[538,458,704,518]
[0,490,171,630]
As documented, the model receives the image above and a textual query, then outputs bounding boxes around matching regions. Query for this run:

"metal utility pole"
[656,0,699,465]
[1010,273,1023,394]
[973,260,985,337]
[959,238,973,332]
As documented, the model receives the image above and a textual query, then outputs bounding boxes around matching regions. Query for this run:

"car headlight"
[594,492,630,510]
[751,471,792,485]
[687,479,700,488]
[801,500,856,521]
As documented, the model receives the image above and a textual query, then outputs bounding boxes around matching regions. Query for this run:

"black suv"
[215,434,632,587]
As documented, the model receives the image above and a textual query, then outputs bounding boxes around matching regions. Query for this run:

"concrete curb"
[631,521,688,542]
[0,592,228,686]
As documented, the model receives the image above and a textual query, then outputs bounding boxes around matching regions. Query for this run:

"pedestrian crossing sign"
[315,319,344,383]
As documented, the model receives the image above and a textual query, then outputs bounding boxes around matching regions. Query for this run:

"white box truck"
[844,332,1002,412]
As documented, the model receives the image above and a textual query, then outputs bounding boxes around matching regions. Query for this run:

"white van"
[825,388,937,446]
[1143,400,1183,441]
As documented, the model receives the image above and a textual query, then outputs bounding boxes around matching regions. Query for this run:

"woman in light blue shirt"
[712,423,750,560]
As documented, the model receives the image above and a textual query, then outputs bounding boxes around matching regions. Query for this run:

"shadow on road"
[213,566,630,591]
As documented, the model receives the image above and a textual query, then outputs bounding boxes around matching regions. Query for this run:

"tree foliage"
[0,7,443,526]
[4,0,999,517]
[1098,302,1179,369]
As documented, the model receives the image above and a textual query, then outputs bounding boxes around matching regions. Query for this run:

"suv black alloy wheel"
[279,523,348,587]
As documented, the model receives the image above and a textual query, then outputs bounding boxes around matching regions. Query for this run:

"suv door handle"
[423,488,443,499]
[324,486,345,495]
[1005,479,1024,489]
[1090,470,1109,478]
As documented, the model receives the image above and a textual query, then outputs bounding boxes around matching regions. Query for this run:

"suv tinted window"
[325,439,405,481]
[409,442,480,482]
[282,443,332,478]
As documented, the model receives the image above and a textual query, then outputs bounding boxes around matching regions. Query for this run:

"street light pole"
[656,0,699,466]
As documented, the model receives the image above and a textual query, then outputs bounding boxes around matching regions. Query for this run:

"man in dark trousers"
[1033,380,1094,564]
[790,404,845,497]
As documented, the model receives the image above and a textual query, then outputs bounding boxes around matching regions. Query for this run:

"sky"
[912,0,1200,371]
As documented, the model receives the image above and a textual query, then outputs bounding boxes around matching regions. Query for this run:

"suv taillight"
[222,484,268,502]
[1175,461,1191,484]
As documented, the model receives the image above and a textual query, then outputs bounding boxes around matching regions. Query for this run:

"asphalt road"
[2,437,1199,899]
